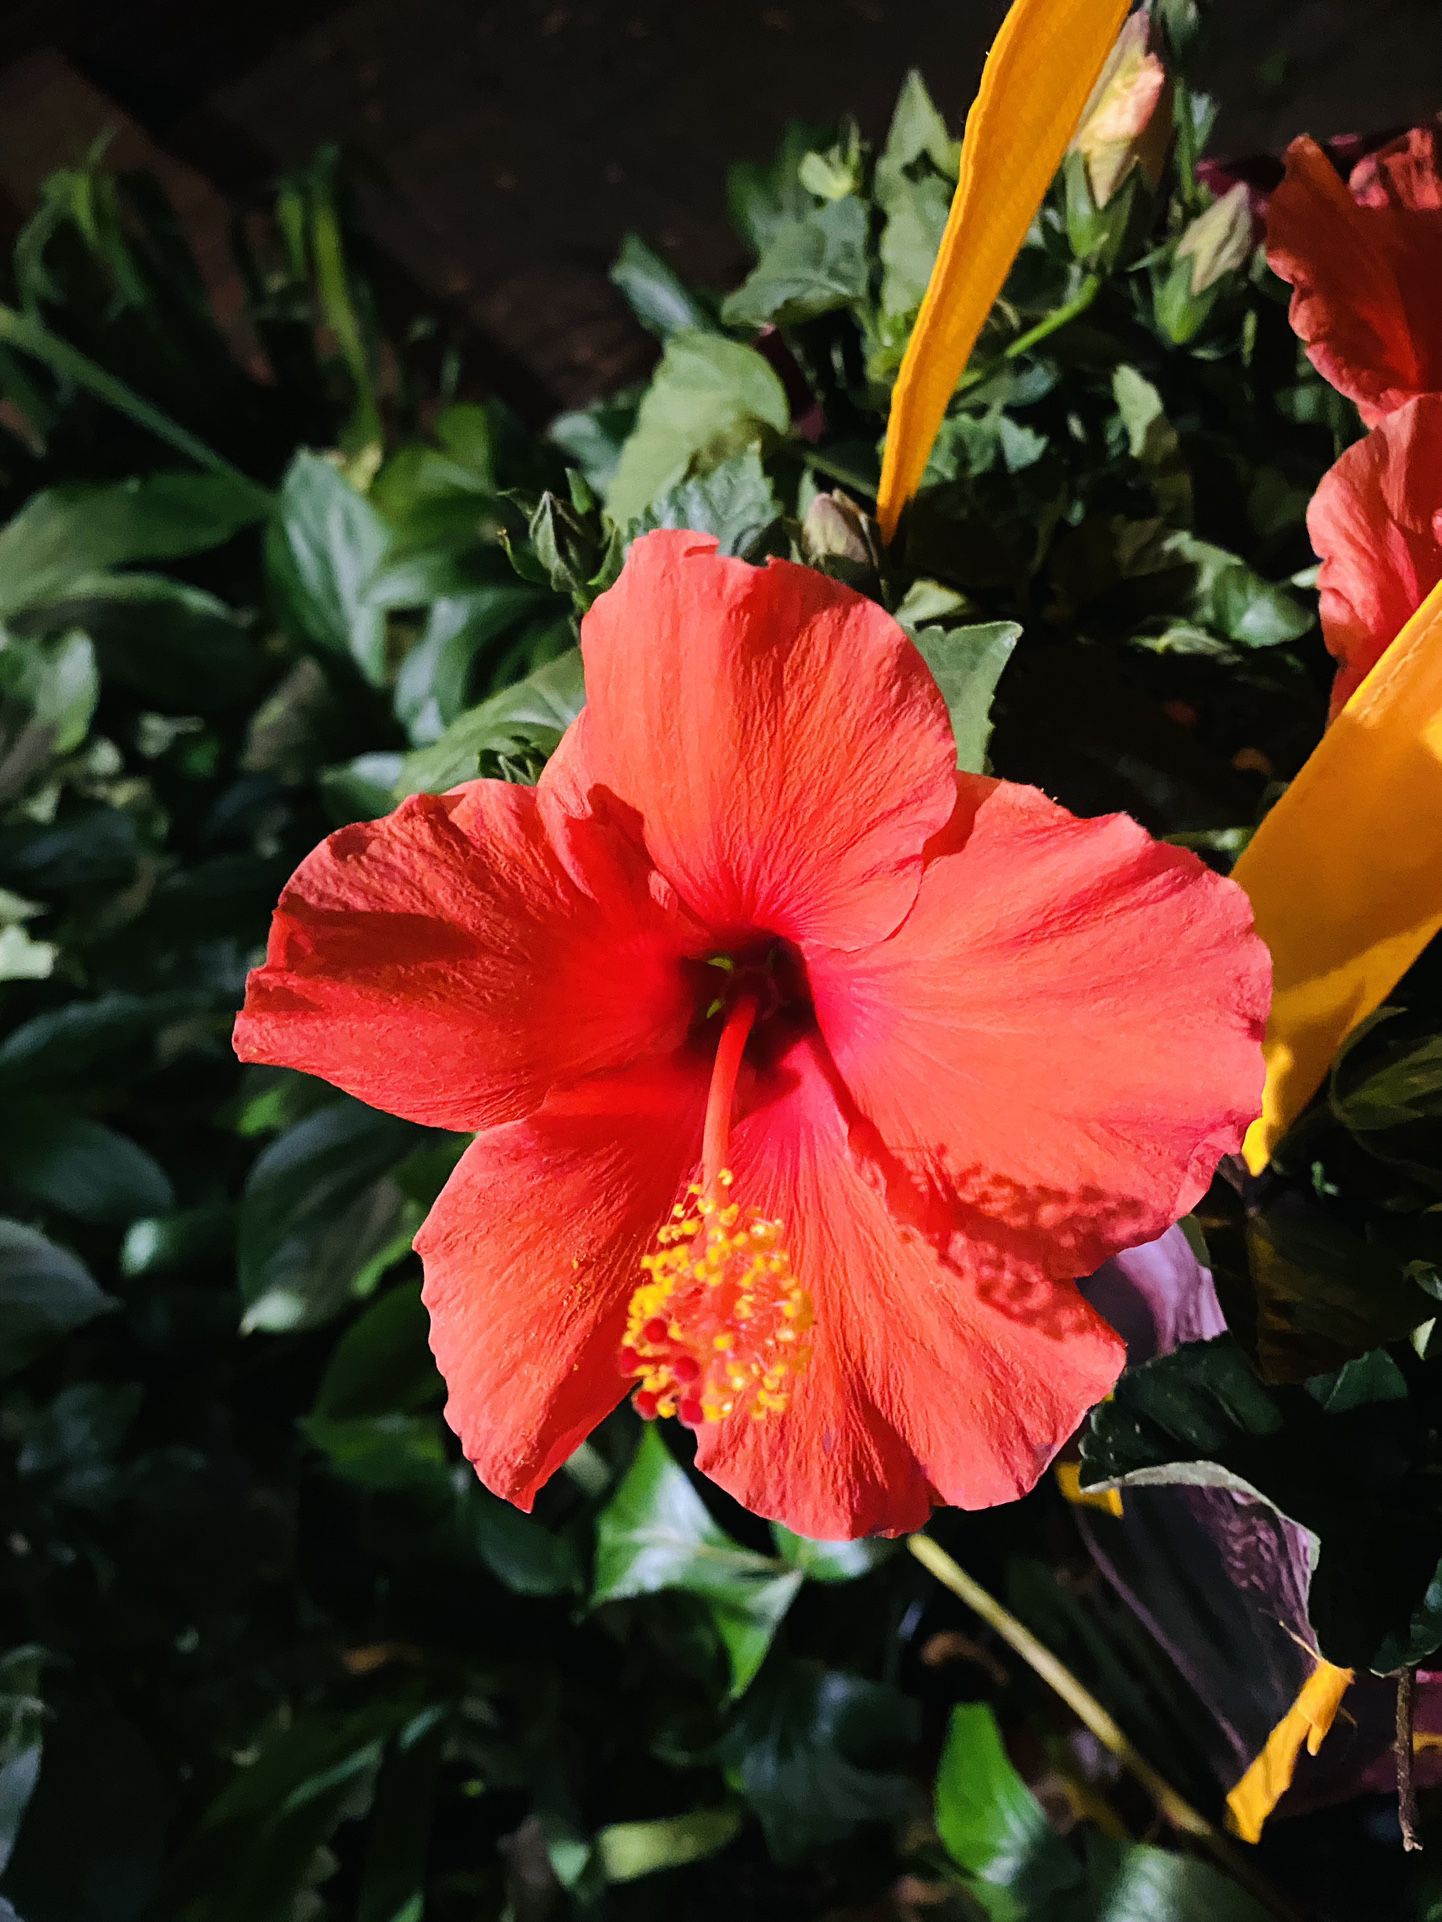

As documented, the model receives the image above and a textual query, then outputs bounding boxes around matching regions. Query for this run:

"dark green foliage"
[0,52,1432,1922]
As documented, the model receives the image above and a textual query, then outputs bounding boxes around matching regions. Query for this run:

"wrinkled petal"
[236,781,699,1131]
[1350,121,1442,212]
[811,778,1269,1283]
[1267,134,1442,423]
[418,1056,707,1506]
[1309,394,1442,716]
[1080,1224,1225,1363]
[543,531,957,952]
[692,1035,1123,1539]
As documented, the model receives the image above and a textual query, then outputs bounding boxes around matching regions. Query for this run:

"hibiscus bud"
[1069,12,1172,210]
[1152,182,1257,343]
[1176,180,1257,292]
[524,482,621,610]
[1152,0,1203,63]
[801,490,881,581]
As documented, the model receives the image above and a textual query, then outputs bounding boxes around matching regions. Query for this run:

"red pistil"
[619,986,812,1425]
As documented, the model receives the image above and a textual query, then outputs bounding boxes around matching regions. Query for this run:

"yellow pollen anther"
[619,1171,813,1428]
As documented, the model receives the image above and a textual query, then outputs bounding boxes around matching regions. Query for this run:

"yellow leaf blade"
[1235,575,1442,1171]
[876,0,1129,540]
[1224,1658,1352,1843]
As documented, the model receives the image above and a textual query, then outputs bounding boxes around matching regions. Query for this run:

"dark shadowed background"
[0,1,1439,429]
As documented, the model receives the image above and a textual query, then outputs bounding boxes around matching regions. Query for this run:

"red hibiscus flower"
[235,532,1269,1539]
[1309,394,1442,716]
[1267,123,1442,424]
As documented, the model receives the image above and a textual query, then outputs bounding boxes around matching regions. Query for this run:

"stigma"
[621,1174,812,1425]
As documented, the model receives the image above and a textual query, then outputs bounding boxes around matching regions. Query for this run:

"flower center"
[619,989,813,1426]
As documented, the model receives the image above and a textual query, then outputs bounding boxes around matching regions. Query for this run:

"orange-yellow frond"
[1236,576,1442,1171]
[1225,1659,1353,1843]
[877,0,1130,540]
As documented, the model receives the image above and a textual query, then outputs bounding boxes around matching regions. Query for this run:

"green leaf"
[1,1690,166,1922]
[0,923,55,981]
[1210,560,1314,649]
[770,1527,891,1583]
[313,1283,441,1420]
[238,1099,421,1333]
[0,1741,40,1879]
[1088,1841,1270,1922]
[0,804,139,895]
[727,121,833,252]
[392,583,552,743]
[0,630,96,801]
[264,450,389,683]
[874,73,957,328]
[610,234,713,339]
[593,1427,801,1696]
[0,993,192,1093]
[170,1703,423,1922]
[911,622,1021,774]
[120,1206,231,1279]
[722,1662,918,1859]
[876,174,951,327]
[0,474,261,620]
[0,1110,175,1226]
[1112,366,1192,523]
[606,332,789,526]
[1166,533,1313,649]
[355,1711,445,1922]
[634,446,782,557]
[1240,1197,1432,1381]
[301,1413,448,1492]
[1330,1010,1442,1176]
[876,70,958,189]
[596,1807,740,1883]
[721,195,870,333]
[550,389,642,495]
[934,1703,1079,1913]
[0,628,96,753]
[0,1219,112,1378]
[395,645,584,796]
[15,573,260,713]
[461,1484,585,1598]
[16,1381,142,1480]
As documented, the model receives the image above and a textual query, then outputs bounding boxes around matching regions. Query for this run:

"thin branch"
[1397,1666,1423,1852]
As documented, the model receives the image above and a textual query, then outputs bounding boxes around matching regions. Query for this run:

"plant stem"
[1173,83,1203,212]
[1397,1667,1423,1851]
[906,1533,1301,1921]
[0,303,272,509]
[1002,274,1103,364]
[955,275,1103,400]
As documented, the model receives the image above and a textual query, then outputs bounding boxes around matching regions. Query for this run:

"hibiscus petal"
[1310,394,1442,717]
[1350,122,1442,213]
[543,531,957,952]
[692,1035,1123,1539]
[418,1056,707,1507]
[810,778,1268,1283]
[235,780,699,1131]
[1267,134,1442,423]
